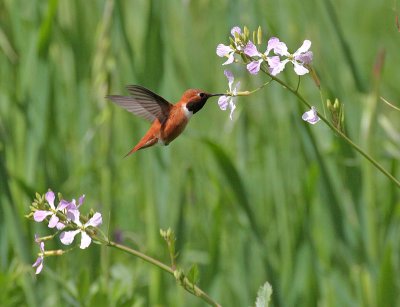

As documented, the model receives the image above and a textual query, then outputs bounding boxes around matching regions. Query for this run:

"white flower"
[273,40,313,75]
[60,212,102,249]
[218,70,240,120]
[33,190,68,230]
[216,26,243,65]
[244,38,282,75]
[302,106,320,124]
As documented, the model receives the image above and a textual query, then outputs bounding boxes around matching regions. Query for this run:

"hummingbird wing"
[107,85,172,123]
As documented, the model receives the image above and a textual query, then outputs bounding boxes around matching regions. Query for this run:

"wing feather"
[107,85,172,123]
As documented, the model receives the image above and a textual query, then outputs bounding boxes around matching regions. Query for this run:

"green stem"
[235,79,272,96]
[380,96,400,112]
[107,239,172,271]
[103,239,221,307]
[268,72,400,188]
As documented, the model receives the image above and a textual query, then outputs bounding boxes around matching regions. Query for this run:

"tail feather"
[123,147,139,158]
[123,138,158,157]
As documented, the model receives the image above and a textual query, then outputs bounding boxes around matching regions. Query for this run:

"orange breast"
[160,106,189,144]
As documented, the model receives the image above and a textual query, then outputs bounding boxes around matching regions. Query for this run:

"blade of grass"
[203,139,262,243]
[322,0,366,92]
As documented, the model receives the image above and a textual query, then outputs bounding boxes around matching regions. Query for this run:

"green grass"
[1,0,400,306]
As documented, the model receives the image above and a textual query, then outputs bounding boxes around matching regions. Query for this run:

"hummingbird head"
[183,89,224,114]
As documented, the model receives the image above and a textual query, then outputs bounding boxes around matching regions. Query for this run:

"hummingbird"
[107,85,223,156]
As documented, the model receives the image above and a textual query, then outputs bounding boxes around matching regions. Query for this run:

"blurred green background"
[1,0,400,306]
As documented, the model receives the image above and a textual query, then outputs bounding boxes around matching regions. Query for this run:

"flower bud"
[173,269,184,283]
[243,26,249,41]
[333,98,339,110]
[327,99,333,110]
[257,26,262,45]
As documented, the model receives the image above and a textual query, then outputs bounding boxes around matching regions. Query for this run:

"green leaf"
[187,264,199,286]
[37,0,59,58]
[377,246,397,307]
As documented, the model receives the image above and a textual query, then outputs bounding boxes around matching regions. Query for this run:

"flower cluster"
[216,26,319,124]
[216,26,313,77]
[30,189,102,274]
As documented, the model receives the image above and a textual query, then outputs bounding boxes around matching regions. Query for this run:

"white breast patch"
[182,104,193,119]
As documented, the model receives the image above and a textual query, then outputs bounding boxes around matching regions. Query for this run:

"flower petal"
[45,190,55,209]
[35,261,44,274]
[85,212,102,227]
[269,58,288,76]
[65,199,79,213]
[302,107,320,124]
[223,69,234,88]
[32,256,42,268]
[80,231,92,249]
[273,41,289,56]
[218,96,229,110]
[247,60,262,75]
[56,222,65,230]
[222,53,235,65]
[57,199,70,211]
[232,81,240,96]
[266,37,281,53]
[78,195,85,206]
[294,40,311,55]
[67,207,81,225]
[229,99,237,120]
[230,26,241,36]
[32,240,45,274]
[293,62,309,75]
[244,41,259,57]
[60,230,80,245]
[32,256,44,274]
[295,51,313,65]
[216,44,232,57]
[33,210,53,222]
[48,214,59,228]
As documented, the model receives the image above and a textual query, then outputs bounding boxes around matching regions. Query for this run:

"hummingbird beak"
[208,93,224,97]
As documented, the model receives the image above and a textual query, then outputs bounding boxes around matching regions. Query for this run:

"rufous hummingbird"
[107,85,223,156]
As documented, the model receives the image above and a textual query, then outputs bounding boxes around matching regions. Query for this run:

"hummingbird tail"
[123,147,138,158]
[123,138,158,158]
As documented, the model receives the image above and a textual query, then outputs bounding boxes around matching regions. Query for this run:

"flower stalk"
[216,25,400,188]
[105,239,221,307]
[266,70,400,188]
[28,191,221,307]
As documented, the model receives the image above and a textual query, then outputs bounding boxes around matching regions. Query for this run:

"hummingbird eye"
[198,92,205,98]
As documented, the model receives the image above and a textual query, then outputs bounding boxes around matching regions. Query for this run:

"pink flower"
[216,26,242,65]
[216,44,236,65]
[60,212,102,249]
[273,40,313,75]
[218,70,239,120]
[302,106,320,124]
[244,38,282,75]
[33,190,69,230]
[32,235,45,274]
